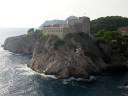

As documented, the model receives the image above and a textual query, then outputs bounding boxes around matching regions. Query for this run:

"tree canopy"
[95,30,122,43]
[91,16,128,34]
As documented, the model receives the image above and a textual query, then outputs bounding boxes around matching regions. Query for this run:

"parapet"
[67,16,90,25]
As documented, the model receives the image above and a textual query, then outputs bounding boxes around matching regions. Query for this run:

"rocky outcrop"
[3,32,42,54]
[28,33,106,79]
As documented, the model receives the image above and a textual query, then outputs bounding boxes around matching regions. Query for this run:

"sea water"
[0,28,128,96]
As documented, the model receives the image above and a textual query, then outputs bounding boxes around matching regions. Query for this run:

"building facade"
[42,16,90,39]
[117,26,128,36]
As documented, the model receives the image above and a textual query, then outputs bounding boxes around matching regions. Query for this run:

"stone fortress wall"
[42,16,90,39]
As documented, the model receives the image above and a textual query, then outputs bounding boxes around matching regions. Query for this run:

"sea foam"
[68,76,97,82]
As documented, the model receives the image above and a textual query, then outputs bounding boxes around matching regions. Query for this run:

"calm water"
[0,29,128,96]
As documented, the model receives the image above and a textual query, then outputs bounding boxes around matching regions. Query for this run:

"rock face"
[28,33,106,79]
[4,32,42,54]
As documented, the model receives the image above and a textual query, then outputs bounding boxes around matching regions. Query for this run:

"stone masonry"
[42,16,90,39]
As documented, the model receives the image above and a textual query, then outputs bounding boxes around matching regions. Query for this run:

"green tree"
[28,28,34,33]
[95,30,121,43]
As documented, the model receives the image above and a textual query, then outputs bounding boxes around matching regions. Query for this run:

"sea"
[0,28,128,96]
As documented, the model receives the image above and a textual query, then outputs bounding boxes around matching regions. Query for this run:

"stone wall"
[42,16,90,39]
[43,27,64,39]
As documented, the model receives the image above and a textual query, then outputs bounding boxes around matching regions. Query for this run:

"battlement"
[42,16,90,39]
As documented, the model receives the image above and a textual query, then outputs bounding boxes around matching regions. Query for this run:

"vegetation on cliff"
[90,16,128,67]
[27,28,42,34]
[95,30,121,42]
[52,39,64,50]
[95,30,128,58]
[27,28,43,40]
[27,28,35,33]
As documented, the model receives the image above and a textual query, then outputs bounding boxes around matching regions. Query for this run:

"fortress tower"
[42,16,90,39]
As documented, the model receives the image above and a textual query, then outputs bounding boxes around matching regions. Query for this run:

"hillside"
[91,16,128,34]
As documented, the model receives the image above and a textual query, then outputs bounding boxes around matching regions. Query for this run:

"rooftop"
[118,26,128,32]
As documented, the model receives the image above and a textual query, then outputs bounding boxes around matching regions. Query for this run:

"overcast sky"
[0,0,127,28]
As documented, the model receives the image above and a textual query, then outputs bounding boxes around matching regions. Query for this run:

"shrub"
[52,39,64,50]
[28,28,34,33]
[85,49,98,61]
[37,34,43,40]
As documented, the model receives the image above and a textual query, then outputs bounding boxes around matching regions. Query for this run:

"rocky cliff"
[28,33,106,79]
[3,32,42,54]
[4,31,128,79]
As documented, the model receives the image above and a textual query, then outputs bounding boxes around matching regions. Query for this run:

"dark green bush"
[52,39,64,50]
[37,34,43,40]
[85,49,98,61]
[28,28,34,33]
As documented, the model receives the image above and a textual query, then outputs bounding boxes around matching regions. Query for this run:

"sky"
[0,0,128,28]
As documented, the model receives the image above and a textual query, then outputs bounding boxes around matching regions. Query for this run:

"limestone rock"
[28,33,106,79]
[3,32,42,54]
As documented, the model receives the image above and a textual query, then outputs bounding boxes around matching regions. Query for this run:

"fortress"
[42,16,90,39]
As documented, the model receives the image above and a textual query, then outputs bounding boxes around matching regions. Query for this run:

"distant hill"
[38,16,78,30]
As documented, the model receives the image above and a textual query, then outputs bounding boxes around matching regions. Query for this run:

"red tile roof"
[118,26,128,32]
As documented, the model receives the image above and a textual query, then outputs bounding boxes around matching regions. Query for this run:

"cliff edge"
[3,32,42,54]
[28,33,106,79]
